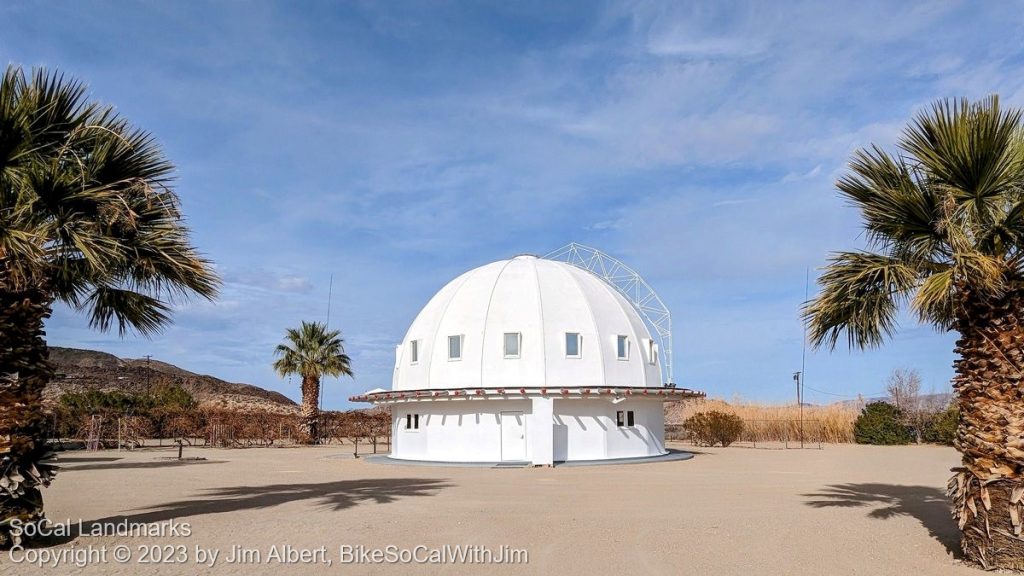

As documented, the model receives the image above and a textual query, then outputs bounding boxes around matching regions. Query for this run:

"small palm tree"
[805,96,1024,569]
[0,66,218,545]
[273,321,353,443]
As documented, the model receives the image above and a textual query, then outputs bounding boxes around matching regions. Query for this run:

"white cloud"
[21,0,1023,404]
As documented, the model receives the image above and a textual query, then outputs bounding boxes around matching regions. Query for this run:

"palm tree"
[0,66,219,546]
[273,321,353,443]
[805,96,1024,569]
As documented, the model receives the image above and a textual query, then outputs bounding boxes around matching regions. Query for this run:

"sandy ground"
[0,442,981,575]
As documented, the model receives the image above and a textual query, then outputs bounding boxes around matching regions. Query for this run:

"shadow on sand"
[803,483,960,556]
[59,459,224,472]
[81,477,451,529]
[23,478,448,548]
[55,457,123,464]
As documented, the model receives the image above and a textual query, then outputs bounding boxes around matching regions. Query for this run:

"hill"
[46,347,298,415]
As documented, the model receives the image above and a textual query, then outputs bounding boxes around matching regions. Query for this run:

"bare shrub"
[683,411,745,447]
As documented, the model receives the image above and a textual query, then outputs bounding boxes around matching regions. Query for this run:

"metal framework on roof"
[543,242,675,386]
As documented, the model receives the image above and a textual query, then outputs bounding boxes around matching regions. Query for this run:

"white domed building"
[351,245,703,465]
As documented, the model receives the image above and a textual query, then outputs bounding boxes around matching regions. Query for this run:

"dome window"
[448,335,463,361]
[410,340,419,364]
[565,332,581,358]
[647,339,657,365]
[617,335,630,360]
[503,332,521,359]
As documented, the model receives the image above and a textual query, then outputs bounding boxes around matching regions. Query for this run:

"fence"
[47,408,393,452]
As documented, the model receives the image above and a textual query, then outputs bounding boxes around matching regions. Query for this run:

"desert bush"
[923,405,958,445]
[198,410,302,447]
[54,386,198,446]
[683,411,745,447]
[151,385,197,411]
[48,404,81,439]
[59,385,194,415]
[165,412,206,444]
[119,416,153,448]
[853,402,912,445]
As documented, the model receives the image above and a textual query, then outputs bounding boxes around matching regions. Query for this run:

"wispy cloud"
[6,0,1019,405]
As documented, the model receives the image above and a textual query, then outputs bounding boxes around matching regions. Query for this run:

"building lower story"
[350,386,702,465]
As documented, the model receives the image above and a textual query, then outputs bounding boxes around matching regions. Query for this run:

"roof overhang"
[350,385,705,405]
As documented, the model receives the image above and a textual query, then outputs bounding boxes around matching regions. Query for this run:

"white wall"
[552,398,665,461]
[604,399,665,458]
[528,396,553,465]
[391,399,531,462]
[391,397,666,464]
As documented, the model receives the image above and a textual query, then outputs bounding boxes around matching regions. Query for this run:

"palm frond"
[815,96,1024,352]
[911,266,957,329]
[80,285,171,337]
[837,146,945,261]
[901,96,1024,208]
[804,251,921,350]
[1,64,220,326]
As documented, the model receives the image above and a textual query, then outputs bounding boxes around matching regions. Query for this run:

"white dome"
[393,255,663,391]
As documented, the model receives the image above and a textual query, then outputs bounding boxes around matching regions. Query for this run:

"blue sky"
[4,1,1023,408]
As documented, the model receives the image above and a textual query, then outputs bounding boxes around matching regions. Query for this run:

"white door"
[500,411,526,461]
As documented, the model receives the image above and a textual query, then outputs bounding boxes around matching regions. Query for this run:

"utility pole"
[793,371,804,449]
[144,354,153,389]
[799,267,808,449]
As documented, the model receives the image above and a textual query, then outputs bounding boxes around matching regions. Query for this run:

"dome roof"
[393,255,663,391]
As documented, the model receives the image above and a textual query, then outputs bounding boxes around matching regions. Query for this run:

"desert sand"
[0,442,979,575]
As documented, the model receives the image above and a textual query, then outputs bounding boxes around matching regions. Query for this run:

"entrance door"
[500,411,526,461]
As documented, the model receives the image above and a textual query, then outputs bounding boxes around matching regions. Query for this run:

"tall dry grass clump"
[667,399,858,443]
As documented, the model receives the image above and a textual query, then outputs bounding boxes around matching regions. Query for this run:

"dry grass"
[666,398,859,443]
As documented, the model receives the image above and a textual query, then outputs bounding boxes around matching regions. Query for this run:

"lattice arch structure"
[544,242,675,386]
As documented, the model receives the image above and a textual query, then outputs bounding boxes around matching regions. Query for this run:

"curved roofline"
[351,385,704,404]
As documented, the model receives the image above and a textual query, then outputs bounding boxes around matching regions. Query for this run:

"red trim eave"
[348,386,705,404]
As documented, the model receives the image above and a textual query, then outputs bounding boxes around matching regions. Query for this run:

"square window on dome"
[448,335,462,360]
[504,332,520,358]
[565,332,581,358]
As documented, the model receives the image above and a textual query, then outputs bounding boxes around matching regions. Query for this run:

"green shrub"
[923,405,958,445]
[54,386,196,440]
[59,385,194,415]
[151,385,196,410]
[683,411,745,447]
[853,401,912,445]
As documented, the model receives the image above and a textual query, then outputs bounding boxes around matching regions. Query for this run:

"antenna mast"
[319,273,334,444]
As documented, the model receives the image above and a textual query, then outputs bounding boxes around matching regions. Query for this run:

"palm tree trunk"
[300,375,320,444]
[0,272,57,547]
[949,289,1024,569]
